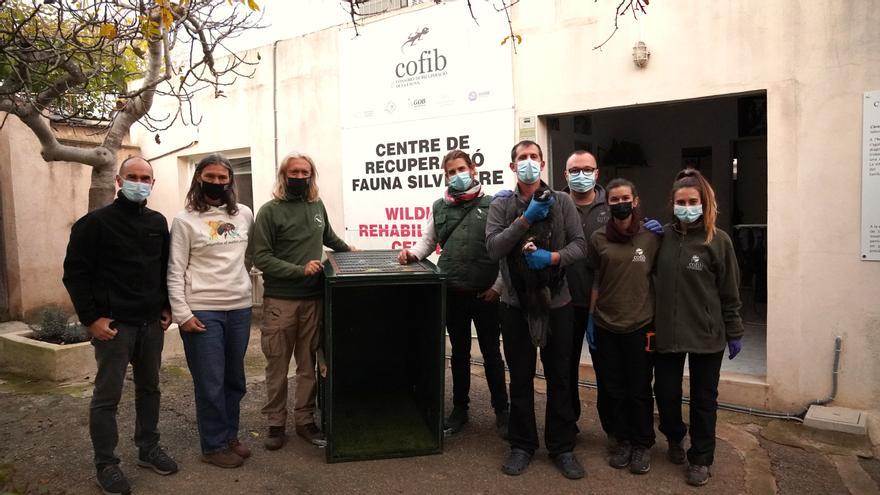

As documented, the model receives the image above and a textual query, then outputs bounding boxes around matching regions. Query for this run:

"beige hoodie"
[167,204,253,324]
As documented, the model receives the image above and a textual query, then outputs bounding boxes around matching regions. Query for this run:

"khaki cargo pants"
[260,296,322,427]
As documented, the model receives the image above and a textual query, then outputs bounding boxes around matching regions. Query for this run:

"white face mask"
[516,159,541,184]
[673,204,703,223]
[567,171,596,193]
[119,179,152,202]
[448,171,474,192]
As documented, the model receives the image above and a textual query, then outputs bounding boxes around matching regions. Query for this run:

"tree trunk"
[88,156,118,211]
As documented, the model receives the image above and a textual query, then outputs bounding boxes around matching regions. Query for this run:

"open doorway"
[545,91,768,378]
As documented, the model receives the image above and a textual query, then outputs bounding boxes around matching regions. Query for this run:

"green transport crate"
[319,250,446,463]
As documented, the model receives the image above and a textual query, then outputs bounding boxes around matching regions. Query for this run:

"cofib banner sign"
[338,3,514,251]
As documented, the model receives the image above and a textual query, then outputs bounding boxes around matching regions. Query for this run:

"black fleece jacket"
[63,192,170,326]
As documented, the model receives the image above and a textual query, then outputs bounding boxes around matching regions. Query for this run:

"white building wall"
[135,0,880,419]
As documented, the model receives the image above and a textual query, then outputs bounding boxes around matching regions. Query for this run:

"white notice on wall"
[862,90,880,260]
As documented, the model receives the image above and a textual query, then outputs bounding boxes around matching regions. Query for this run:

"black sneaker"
[609,442,632,469]
[137,444,179,475]
[501,448,532,476]
[96,465,131,495]
[495,408,510,440]
[667,440,686,465]
[687,464,711,486]
[629,446,651,474]
[552,451,585,480]
[443,406,469,436]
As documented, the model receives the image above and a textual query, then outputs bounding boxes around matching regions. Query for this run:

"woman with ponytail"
[585,178,660,475]
[653,169,744,487]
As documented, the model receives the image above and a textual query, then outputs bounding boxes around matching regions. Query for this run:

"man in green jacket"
[252,152,352,451]
[399,149,509,437]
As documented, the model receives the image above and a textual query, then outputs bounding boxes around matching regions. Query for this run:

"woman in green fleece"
[251,151,352,451]
[653,169,744,487]
[586,177,659,475]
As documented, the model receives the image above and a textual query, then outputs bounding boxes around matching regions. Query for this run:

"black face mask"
[286,177,310,198]
[610,201,634,220]
[201,182,230,201]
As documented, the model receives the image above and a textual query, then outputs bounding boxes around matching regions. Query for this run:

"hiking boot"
[137,444,178,475]
[667,440,686,465]
[501,448,532,476]
[629,446,651,474]
[201,448,244,469]
[95,465,131,495]
[228,438,252,459]
[443,406,469,436]
[552,451,585,480]
[296,423,327,447]
[687,464,711,486]
[495,408,510,440]
[264,425,286,451]
[609,442,632,469]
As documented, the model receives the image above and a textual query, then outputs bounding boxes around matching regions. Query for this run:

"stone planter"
[0,321,185,382]
[0,323,93,381]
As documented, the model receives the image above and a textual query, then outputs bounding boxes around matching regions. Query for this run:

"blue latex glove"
[727,338,742,360]
[586,313,597,351]
[492,189,514,201]
[524,248,552,270]
[523,195,554,224]
[644,218,664,235]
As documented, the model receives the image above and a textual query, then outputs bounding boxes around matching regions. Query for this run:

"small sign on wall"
[862,90,880,261]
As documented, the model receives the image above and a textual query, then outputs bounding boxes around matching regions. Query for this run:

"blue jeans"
[180,308,252,454]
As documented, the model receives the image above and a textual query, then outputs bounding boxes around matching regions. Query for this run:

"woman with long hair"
[167,153,254,468]
[653,168,744,487]
[586,177,660,475]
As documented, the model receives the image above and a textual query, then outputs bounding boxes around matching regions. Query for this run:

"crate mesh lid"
[327,250,435,275]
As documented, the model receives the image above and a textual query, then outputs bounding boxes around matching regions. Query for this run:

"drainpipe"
[147,137,199,162]
[273,39,280,169]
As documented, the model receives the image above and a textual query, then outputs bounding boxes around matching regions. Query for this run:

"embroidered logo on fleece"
[207,220,242,241]
[632,247,646,263]
[314,214,325,228]
[687,255,704,271]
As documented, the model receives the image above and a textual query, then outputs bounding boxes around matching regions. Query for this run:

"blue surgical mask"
[567,171,596,193]
[448,171,473,192]
[120,179,152,203]
[673,204,703,223]
[516,159,541,184]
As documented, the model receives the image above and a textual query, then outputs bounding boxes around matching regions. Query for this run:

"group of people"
[63,152,350,495]
[61,138,743,495]
[399,140,744,487]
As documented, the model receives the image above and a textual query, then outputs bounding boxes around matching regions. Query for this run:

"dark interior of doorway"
[544,92,768,377]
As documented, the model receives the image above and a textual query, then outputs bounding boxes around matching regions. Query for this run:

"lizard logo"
[401,27,429,53]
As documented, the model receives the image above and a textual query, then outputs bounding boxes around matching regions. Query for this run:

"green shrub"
[30,307,90,345]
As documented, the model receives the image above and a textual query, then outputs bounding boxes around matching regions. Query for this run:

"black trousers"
[654,351,724,466]
[446,290,509,412]
[571,306,612,433]
[595,324,655,448]
[500,303,576,456]
[90,320,164,469]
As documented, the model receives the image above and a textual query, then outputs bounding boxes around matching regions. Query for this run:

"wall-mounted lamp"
[632,41,650,68]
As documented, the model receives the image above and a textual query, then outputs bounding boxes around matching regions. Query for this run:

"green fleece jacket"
[587,226,660,333]
[653,221,744,354]
[252,197,349,299]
